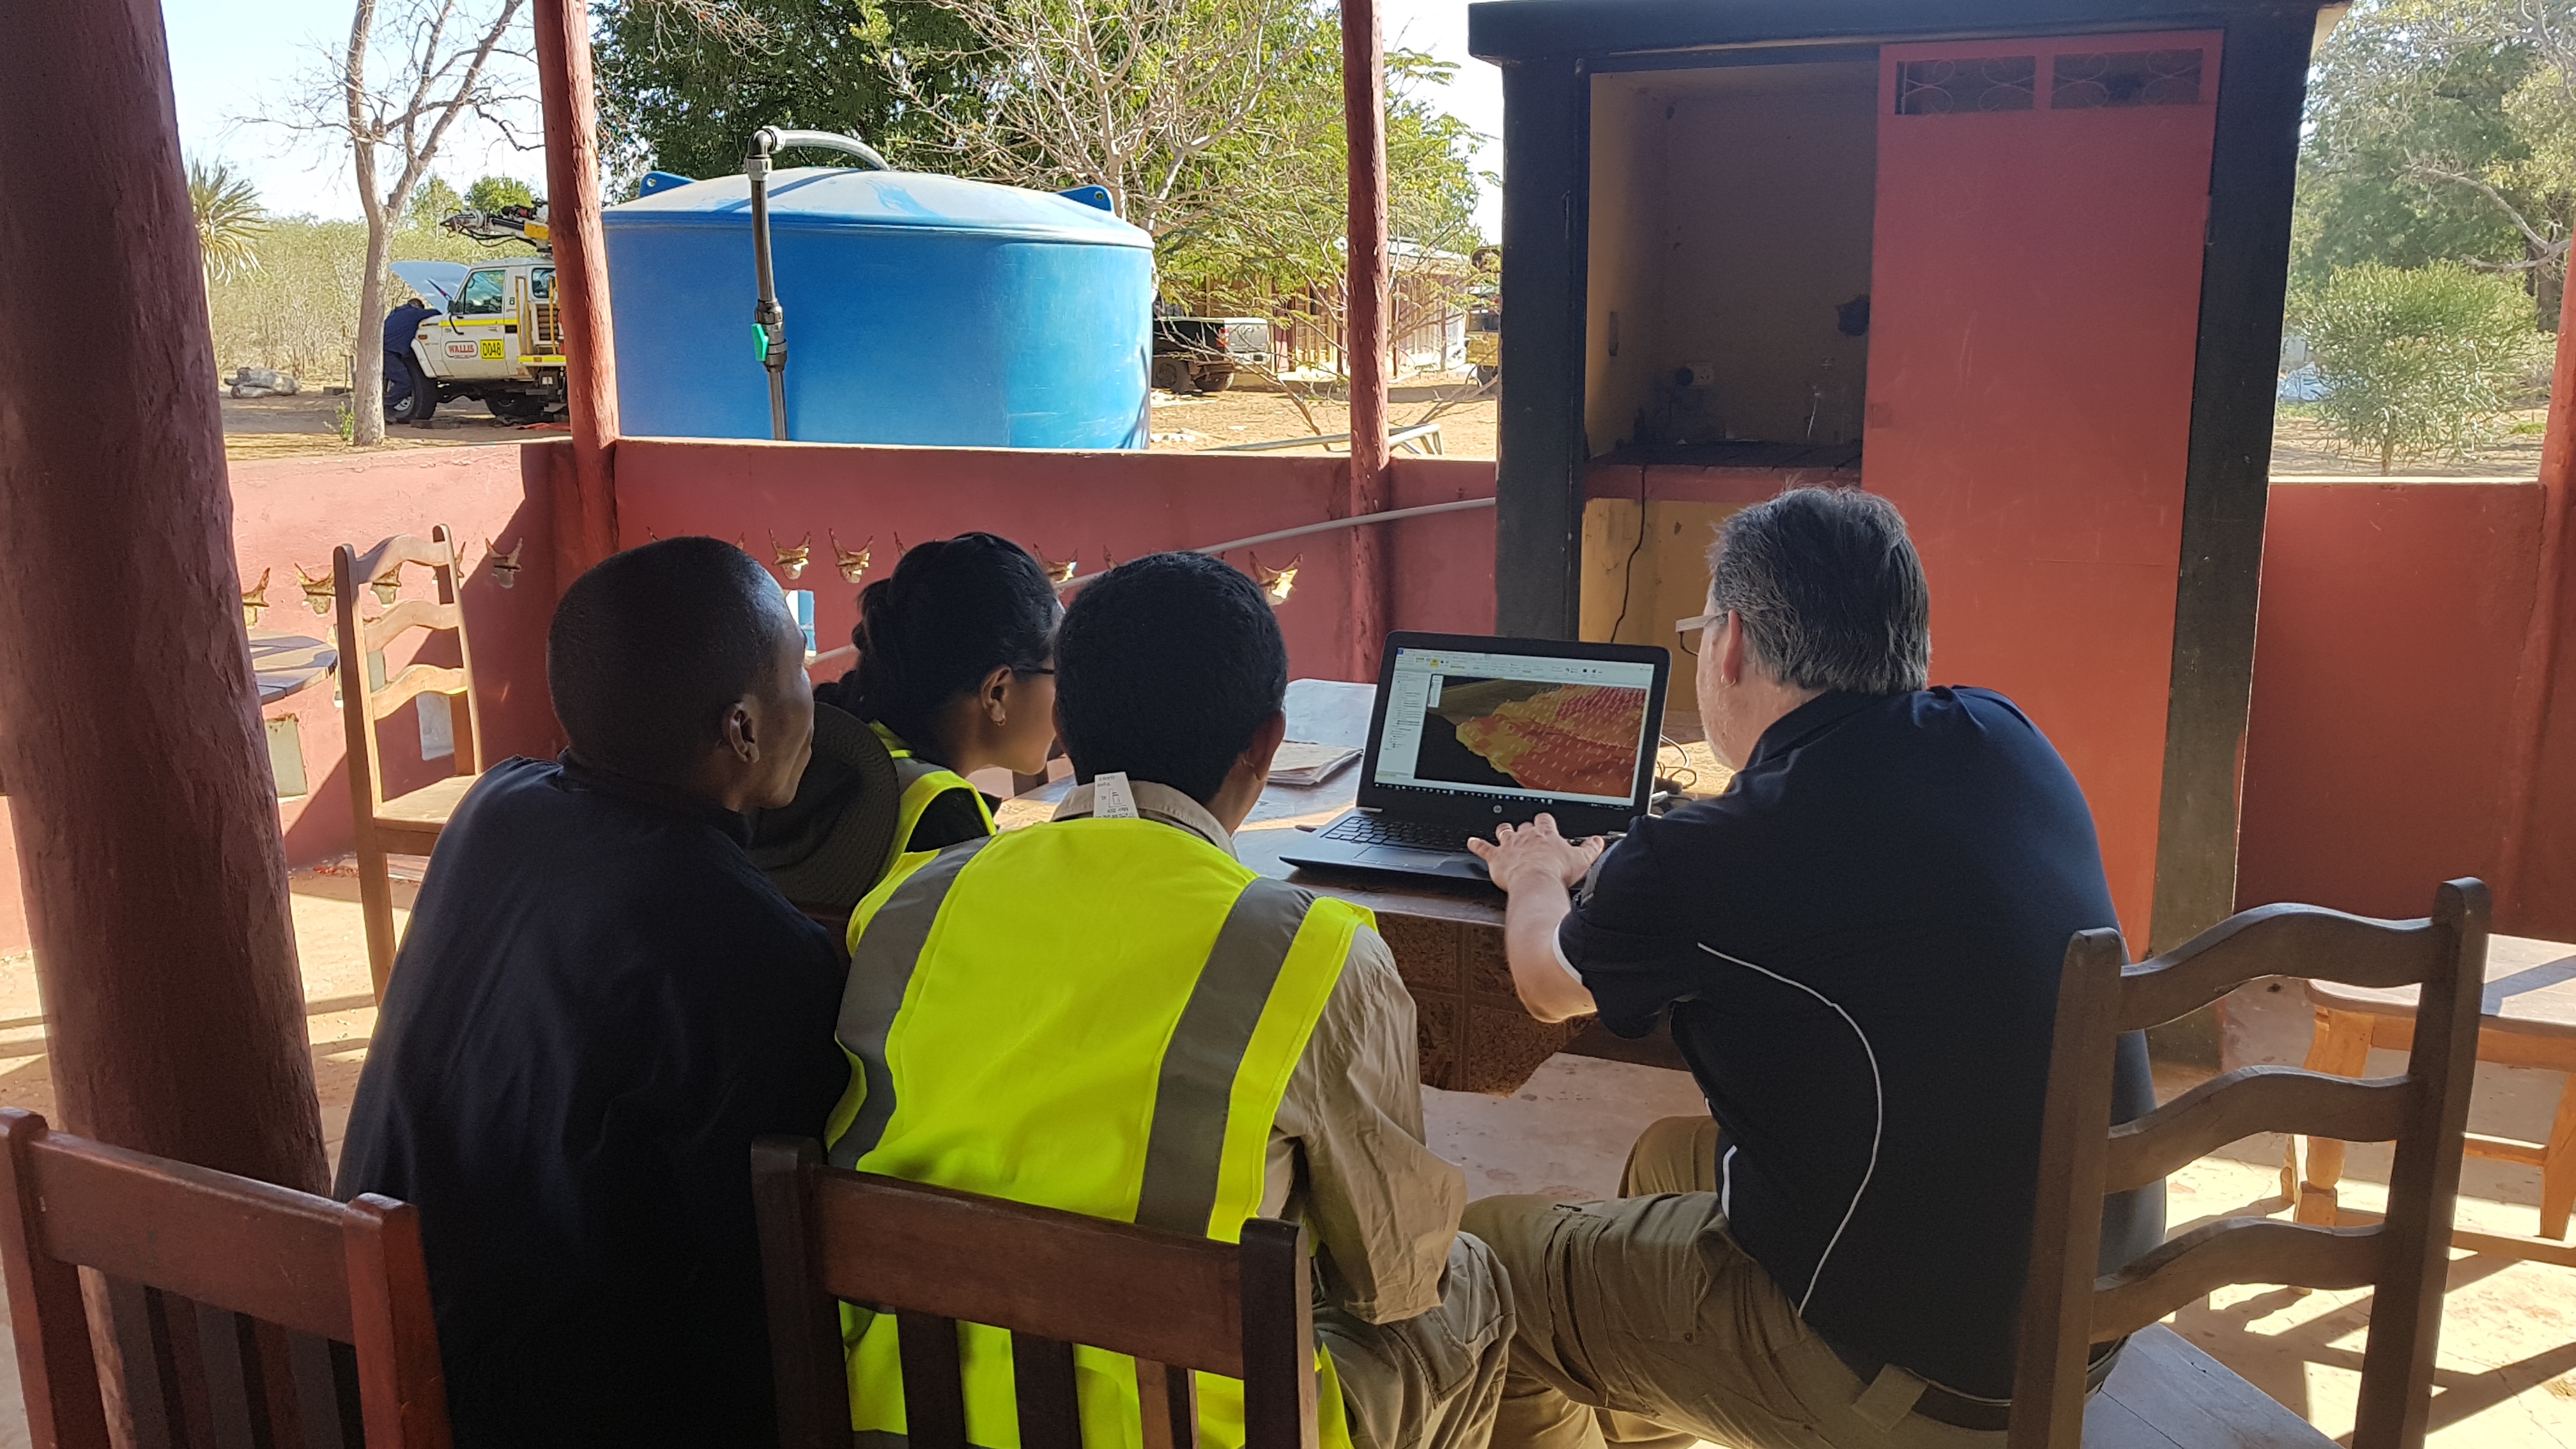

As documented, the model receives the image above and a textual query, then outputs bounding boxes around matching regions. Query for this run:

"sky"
[166,0,1506,236]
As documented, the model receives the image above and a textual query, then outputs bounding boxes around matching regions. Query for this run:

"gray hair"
[1706,487,1931,696]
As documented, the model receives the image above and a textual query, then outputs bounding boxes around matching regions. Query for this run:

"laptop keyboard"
[1321,814,1478,853]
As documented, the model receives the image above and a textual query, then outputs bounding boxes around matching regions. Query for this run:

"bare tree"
[270,0,532,445]
[884,0,1321,239]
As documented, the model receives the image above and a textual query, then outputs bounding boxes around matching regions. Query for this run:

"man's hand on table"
[1468,814,1603,1024]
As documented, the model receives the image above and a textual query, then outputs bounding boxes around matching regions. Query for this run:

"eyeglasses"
[1674,611,1723,657]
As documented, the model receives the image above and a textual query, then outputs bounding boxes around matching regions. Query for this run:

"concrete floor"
[0,877,2567,1445]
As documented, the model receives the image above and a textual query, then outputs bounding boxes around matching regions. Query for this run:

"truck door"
[443,266,514,378]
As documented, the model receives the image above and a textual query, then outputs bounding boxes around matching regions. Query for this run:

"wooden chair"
[752,1137,1317,1449]
[332,526,486,998]
[2011,880,2488,1449]
[2285,930,2576,1249]
[0,1107,448,1448]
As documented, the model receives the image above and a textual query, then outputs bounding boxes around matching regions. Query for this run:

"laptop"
[1278,631,1671,885]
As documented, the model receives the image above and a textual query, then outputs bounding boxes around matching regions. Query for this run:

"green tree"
[2294,261,2551,473]
[405,175,465,228]
[187,156,268,282]
[592,0,977,184]
[2294,0,2576,317]
[464,174,539,211]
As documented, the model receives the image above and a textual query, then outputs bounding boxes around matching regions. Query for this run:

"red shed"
[1470,0,2340,949]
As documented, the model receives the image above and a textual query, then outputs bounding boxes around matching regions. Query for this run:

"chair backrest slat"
[808,1169,1247,1377]
[2103,1066,2416,1194]
[1009,1333,1083,1449]
[362,599,464,655]
[0,1110,450,1449]
[755,1136,1318,1449]
[2090,1218,2386,1333]
[32,1131,353,1341]
[2114,903,2446,1034]
[2008,880,2487,1449]
[367,665,472,723]
[332,523,486,815]
[1138,1359,1199,1449]
[896,1312,972,1449]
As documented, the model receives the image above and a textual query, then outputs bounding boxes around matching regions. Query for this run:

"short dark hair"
[549,537,790,783]
[1706,487,1931,695]
[841,533,1056,752]
[1056,552,1287,804]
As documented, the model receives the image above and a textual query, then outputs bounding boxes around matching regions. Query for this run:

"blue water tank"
[603,168,1153,448]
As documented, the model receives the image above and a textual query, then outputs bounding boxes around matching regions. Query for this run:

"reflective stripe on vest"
[827,818,1368,1449]
[875,723,997,880]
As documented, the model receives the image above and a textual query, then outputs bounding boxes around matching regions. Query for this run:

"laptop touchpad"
[1361,845,1460,869]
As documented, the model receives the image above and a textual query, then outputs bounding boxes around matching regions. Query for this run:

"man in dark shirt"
[1465,488,2160,1447]
[383,294,436,413]
[337,537,843,1448]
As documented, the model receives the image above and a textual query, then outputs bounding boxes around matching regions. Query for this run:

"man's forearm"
[1501,882,1597,1023]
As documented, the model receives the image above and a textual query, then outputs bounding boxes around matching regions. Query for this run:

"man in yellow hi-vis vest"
[831,552,1512,1449]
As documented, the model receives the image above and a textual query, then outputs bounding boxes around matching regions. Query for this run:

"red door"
[1864,33,2221,943]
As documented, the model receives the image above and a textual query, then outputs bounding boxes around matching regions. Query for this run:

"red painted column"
[1341,0,1392,678]
[536,0,621,584]
[2496,274,2576,927]
[0,3,326,1190]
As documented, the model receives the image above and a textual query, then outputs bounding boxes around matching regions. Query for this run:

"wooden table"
[1001,679,1690,1092]
[249,631,339,707]
[2292,932,2576,1258]
[0,632,338,797]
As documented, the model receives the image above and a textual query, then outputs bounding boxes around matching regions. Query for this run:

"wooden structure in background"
[2290,931,2576,1256]
[534,0,621,588]
[1469,0,2328,952]
[2013,882,2488,1449]
[332,528,489,997]
[753,1137,1319,1449]
[0,1108,449,1448]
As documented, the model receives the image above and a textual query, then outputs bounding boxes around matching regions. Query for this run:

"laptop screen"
[1369,643,1661,809]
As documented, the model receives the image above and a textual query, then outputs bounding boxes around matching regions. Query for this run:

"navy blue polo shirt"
[1558,687,2163,1399]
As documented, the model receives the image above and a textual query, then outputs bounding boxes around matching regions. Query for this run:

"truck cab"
[387,254,567,424]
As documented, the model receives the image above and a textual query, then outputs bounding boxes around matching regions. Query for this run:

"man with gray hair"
[1465,487,2159,1447]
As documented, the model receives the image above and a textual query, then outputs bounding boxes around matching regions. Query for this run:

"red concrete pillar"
[0,3,326,1190]
[2498,277,2576,926]
[1341,0,1393,678]
[536,0,621,584]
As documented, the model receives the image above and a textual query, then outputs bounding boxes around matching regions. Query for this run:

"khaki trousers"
[1319,1232,1516,1449]
[1460,1119,2000,1449]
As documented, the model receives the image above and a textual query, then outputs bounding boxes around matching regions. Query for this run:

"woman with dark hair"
[749,532,1058,920]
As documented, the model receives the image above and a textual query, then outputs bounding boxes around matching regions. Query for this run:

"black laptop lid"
[1356,632,1671,836]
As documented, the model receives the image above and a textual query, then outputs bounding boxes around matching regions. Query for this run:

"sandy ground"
[224,391,2546,478]
[0,874,2567,1445]
[1147,388,1499,458]
[2269,406,2548,478]
[221,390,564,462]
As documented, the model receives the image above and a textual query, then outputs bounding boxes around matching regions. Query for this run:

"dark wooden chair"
[0,1107,449,1448]
[752,1137,1317,1449]
[2011,880,2487,1449]
[331,525,486,999]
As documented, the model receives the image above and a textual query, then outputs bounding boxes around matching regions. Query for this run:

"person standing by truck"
[382,291,438,419]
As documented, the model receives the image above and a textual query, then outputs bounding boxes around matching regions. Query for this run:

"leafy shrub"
[2294,261,2552,473]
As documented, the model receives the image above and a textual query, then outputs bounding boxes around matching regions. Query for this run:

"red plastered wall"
[2235,481,2547,926]
[0,441,561,953]
[1864,33,2221,944]
[611,440,1499,680]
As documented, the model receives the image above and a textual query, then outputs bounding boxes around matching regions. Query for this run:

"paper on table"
[1268,740,1362,786]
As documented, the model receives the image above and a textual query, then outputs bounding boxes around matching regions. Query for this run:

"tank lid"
[605,167,1153,247]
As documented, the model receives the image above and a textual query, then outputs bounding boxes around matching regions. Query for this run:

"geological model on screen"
[1451,684,1644,796]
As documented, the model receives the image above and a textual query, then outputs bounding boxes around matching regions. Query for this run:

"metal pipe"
[1050,497,1497,592]
[742,126,885,442]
